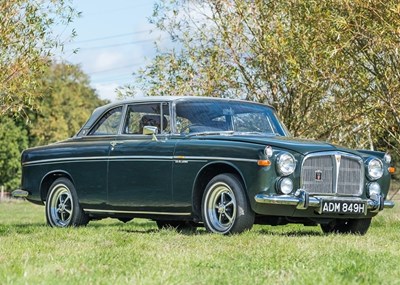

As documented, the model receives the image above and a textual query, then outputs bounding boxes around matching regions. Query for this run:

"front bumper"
[11,189,29,198]
[255,189,395,213]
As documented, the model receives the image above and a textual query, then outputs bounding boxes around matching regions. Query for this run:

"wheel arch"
[40,170,75,202]
[192,162,247,219]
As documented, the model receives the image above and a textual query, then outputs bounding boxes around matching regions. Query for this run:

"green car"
[15,96,395,234]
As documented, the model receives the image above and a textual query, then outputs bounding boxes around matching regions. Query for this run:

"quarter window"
[89,107,123,136]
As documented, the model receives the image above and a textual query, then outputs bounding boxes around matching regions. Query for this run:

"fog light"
[368,182,381,197]
[277,178,293,194]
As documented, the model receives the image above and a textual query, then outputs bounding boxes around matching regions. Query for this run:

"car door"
[73,105,123,209]
[107,102,176,210]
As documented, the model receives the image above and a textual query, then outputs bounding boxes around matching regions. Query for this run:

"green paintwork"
[20,96,393,224]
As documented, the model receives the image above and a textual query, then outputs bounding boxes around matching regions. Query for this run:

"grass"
[0,199,399,285]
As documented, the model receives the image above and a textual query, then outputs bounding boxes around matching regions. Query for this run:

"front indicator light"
[258,160,271,166]
[384,153,391,164]
[389,167,396,174]
[277,177,293,195]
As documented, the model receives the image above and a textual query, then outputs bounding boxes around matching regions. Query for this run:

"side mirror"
[143,126,158,141]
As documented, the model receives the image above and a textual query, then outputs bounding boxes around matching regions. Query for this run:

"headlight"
[276,152,296,176]
[277,178,293,194]
[367,158,383,180]
[367,182,381,198]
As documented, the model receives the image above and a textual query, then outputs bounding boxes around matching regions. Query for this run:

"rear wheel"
[320,218,371,235]
[45,178,89,227]
[202,174,254,234]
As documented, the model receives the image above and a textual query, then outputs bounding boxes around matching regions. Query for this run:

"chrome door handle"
[110,141,124,148]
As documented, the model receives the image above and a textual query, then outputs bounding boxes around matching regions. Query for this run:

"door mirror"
[143,126,158,141]
[143,126,158,135]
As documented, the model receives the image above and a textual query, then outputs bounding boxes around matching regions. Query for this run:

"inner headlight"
[367,182,381,197]
[277,177,293,195]
[276,152,296,176]
[368,158,383,180]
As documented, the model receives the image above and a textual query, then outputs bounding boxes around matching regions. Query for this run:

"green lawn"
[0,200,399,285]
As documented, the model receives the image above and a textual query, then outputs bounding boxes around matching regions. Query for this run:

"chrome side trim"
[23,156,173,166]
[83,208,192,216]
[179,156,258,163]
[23,156,108,166]
[24,155,258,166]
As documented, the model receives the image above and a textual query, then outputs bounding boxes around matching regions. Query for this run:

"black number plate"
[320,200,367,215]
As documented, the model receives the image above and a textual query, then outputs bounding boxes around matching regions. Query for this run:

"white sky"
[59,0,163,102]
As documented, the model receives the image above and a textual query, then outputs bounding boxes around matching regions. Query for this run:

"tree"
[133,0,400,158]
[0,0,77,117]
[26,62,108,146]
[0,117,28,190]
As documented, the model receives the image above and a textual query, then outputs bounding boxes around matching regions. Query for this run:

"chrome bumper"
[255,189,395,213]
[11,189,29,198]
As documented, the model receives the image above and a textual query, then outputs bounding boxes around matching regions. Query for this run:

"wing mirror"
[143,126,158,141]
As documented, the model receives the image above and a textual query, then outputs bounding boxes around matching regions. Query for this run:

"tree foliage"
[26,62,108,146]
[135,0,400,157]
[0,61,106,190]
[0,0,77,116]
[0,117,28,190]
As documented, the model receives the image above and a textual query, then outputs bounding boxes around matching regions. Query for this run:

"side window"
[176,116,192,134]
[123,103,170,135]
[89,107,123,136]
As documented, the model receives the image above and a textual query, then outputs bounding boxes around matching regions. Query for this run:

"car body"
[15,96,395,234]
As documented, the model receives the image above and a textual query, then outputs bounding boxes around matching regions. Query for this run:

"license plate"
[320,200,367,215]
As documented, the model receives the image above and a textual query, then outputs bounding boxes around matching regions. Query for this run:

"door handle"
[110,141,124,149]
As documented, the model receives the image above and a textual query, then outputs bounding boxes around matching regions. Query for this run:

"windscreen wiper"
[187,131,235,137]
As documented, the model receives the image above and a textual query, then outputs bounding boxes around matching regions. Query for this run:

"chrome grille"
[301,153,363,196]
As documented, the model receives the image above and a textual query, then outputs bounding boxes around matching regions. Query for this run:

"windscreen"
[175,100,288,136]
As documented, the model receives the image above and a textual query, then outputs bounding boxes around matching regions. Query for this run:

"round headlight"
[368,158,383,180]
[367,182,381,198]
[276,152,296,176]
[277,177,293,195]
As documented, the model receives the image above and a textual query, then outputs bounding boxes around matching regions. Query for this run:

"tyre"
[202,174,254,234]
[45,177,89,227]
[320,218,372,235]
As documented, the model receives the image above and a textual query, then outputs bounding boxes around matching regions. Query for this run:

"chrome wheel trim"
[49,184,73,227]
[204,182,237,233]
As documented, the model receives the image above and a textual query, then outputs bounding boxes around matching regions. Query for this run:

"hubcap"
[205,182,237,233]
[49,184,73,227]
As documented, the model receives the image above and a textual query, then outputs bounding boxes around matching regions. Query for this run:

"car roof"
[78,96,274,136]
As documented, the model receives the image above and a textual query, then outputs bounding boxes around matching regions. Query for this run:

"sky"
[58,0,163,102]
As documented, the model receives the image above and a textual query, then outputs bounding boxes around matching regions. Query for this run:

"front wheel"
[320,218,372,235]
[45,178,89,227]
[202,174,254,234]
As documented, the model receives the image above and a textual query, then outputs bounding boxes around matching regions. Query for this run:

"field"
[0,197,399,285]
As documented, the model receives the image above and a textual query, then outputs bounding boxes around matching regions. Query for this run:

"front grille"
[301,153,363,196]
